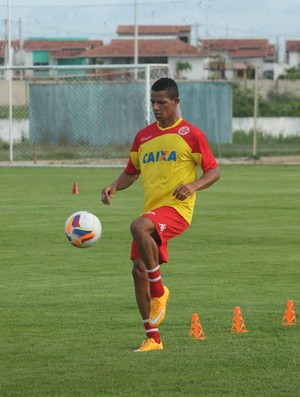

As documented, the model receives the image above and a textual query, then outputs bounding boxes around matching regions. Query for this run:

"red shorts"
[131,206,189,264]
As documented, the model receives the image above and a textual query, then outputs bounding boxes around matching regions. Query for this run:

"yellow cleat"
[149,286,170,327]
[133,338,163,353]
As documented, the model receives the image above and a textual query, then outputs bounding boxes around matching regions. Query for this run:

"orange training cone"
[190,313,206,340]
[282,300,297,326]
[231,306,247,333]
[72,181,79,194]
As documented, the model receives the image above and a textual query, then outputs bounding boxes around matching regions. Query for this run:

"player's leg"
[130,216,169,327]
[132,258,163,352]
[132,258,150,319]
[130,216,165,298]
[130,216,159,270]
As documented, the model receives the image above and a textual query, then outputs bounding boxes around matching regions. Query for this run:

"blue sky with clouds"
[0,0,299,58]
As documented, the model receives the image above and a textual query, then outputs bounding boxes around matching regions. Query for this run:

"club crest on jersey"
[142,150,177,163]
[178,126,190,136]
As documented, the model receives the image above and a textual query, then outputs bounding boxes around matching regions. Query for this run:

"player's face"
[151,90,179,128]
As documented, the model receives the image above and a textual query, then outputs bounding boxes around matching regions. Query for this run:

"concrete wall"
[289,52,300,68]
[232,117,300,137]
[0,81,28,106]
[0,119,29,142]
[236,79,300,99]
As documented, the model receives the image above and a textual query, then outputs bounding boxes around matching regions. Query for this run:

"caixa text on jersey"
[142,151,177,164]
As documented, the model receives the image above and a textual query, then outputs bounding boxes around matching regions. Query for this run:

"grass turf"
[0,165,299,396]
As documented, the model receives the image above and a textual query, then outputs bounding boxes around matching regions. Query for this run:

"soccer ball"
[65,211,102,248]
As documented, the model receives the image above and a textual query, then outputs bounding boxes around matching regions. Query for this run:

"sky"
[0,0,300,60]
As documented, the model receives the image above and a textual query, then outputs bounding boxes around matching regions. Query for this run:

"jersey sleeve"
[198,132,218,173]
[187,127,218,173]
[124,135,141,175]
[124,157,141,175]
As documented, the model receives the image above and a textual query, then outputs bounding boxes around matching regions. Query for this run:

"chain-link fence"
[0,64,172,164]
[0,64,235,165]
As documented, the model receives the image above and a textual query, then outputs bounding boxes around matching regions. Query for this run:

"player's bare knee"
[132,259,147,282]
[130,216,154,240]
[130,218,144,239]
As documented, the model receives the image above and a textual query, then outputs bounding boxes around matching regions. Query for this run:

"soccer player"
[101,78,220,352]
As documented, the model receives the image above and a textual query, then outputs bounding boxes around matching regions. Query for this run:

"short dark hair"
[151,77,179,99]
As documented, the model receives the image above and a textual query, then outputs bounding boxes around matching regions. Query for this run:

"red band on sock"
[144,320,160,343]
[147,267,164,298]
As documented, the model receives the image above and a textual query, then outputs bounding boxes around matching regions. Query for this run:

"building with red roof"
[286,40,300,68]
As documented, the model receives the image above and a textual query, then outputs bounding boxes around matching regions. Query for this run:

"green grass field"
[0,165,299,397]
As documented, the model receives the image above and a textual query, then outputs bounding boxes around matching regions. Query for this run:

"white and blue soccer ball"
[65,211,102,248]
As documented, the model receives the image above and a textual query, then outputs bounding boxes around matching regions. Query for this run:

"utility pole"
[276,35,280,63]
[19,17,25,79]
[134,0,138,79]
[7,0,13,162]
[194,22,199,46]
[252,65,259,158]
[7,1,12,70]
[19,17,22,56]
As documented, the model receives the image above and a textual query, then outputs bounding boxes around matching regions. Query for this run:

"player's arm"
[191,167,221,191]
[173,167,220,201]
[101,171,139,205]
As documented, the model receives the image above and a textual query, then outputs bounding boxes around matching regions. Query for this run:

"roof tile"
[286,40,300,52]
[198,38,275,58]
[23,39,103,51]
[83,39,203,58]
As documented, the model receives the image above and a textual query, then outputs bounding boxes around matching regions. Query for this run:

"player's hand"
[101,185,115,205]
[173,183,193,201]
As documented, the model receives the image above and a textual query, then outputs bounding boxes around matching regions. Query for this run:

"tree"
[246,65,255,79]
[286,67,300,80]
[176,61,192,79]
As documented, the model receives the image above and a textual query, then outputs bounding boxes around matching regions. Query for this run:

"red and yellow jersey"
[124,118,218,223]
